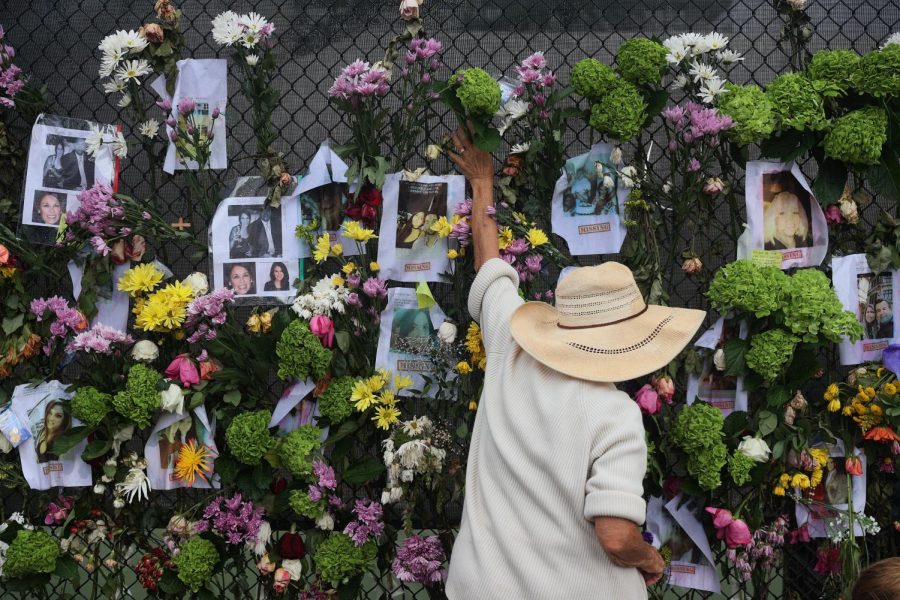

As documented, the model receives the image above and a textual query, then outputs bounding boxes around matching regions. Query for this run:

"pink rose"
[705,507,752,548]
[273,568,291,593]
[634,384,661,415]
[165,354,200,387]
[310,315,335,348]
[652,375,675,404]
[825,205,843,225]
[399,0,420,20]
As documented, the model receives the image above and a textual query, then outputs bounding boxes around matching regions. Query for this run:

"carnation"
[782,269,865,343]
[225,410,275,464]
[588,78,647,140]
[289,488,326,520]
[823,106,888,166]
[806,50,860,94]
[765,73,828,131]
[318,376,356,423]
[278,425,323,477]
[728,450,757,486]
[707,260,788,317]
[853,45,900,98]
[112,364,162,428]
[173,537,219,592]
[71,386,112,427]
[716,84,776,145]
[745,329,798,381]
[570,58,618,101]
[616,38,668,87]
[3,529,60,578]
[453,67,501,117]
[276,320,333,381]
[314,533,377,586]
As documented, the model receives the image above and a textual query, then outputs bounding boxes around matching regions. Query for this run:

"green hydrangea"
[673,403,724,452]
[686,441,727,491]
[173,537,218,592]
[318,376,356,423]
[782,269,865,343]
[716,84,776,145]
[616,38,667,86]
[3,530,60,578]
[853,45,900,97]
[588,78,647,140]
[112,364,161,428]
[276,320,333,382]
[225,410,275,464]
[279,424,323,477]
[765,73,828,131]
[745,329,798,381]
[71,386,112,427]
[728,450,757,486]
[823,107,888,166]
[807,50,860,94]
[570,58,618,101]
[289,488,325,520]
[453,68,501,117]
[707,260,789,318]
[314,533,377,585]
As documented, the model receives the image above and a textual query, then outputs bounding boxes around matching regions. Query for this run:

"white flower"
[704,33,729,51]
[115,465,151,503]
[785,0,809,9]
[398,439,426,468]
[402,418,424,437]
[138,119,160,139]
[241,31,261,48]
[248,521,271,556]
[716,49,744,64]
[132,340,159,361]
[103,78,127,95]
[211,11,242,46]
[602,174,615,190]
[98,31,127,56]
[389,486,403,502]
[662,180,673,194]
[160,384,184,415]
[85,126,105,159]
[437,321,457,344]
[381,490,391,504]
[291,276,350,318]
[93,483,107,494]
[619,165,638,188]
[98,57,120,79]
[111,131,128,159]
[115,59,152,82]
[713,348,727,371]
[111,425,135,458]
[738,436,771,463]
[182,272,209,296]
[315,512,335,531]
[282,559,303,581]
[688,60,717,83]
[510,142,530,155]
[113,497,126,509]
[400,469,415,482]
[496,98,529,135]
[698,77,726,104]
[246,54,260,66]
[883,32,900,49]
[239,12,270,35]
[121,30,149,53]
[609,147,623,165]
[671,74,689,90]
[118,93,132,108]
[663,36,687,63]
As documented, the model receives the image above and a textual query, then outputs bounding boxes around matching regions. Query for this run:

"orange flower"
[845,456,864,476]
[0,244,9,265]
[199,359,221,381]
[864,426,900,443]
[174,439,216,486]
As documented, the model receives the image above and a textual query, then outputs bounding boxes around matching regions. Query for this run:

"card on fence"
[831,253,899,365]
[375,287,447,396]
[738,161,828,269]
[67,260,132,331]
[151,59,228,173]
[686,316,748,416]
[145,405,219,491]
[550,143,628,256]
[20,114,118,245]
[11,381,92,490]
[269,380,329,441]
[377,173,466,282]
[795,441,867,538]
[645,495,721,593]
[297,143,358,258]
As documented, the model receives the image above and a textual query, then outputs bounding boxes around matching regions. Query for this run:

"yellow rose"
[247,314,261,333]
[779,473,791,487]
[447,249,459,260]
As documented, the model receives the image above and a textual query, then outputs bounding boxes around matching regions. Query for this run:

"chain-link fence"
[1,0,899,598]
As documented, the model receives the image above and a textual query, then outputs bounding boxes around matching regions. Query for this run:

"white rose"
[738,435,771,463]
[438,321,457,344]
[713,348,727,372]
[425,144,443,160]
[113,497,126,509]
[160,384,184,415]
[315,513,335,531]
[182,272,209,296]
[131,340,159,362]
[94,483,107,494]
[609,147,623,165]
[399,0,420,20]
[282,559,303,581]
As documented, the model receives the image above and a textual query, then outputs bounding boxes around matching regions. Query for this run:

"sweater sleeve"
[583,392,648,525]
[467,258,523,355]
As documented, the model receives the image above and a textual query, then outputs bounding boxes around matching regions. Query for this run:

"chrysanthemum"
[342,220,377,242]
[373,405,401,430]
[174,439,216,486]
[85,126,105,159]
[352,380,376,411]
[689,60,717,82]
[313,234,331,263]
[704,33,729,51]
[118,263,164,296]
[526,228,549,247]
[138,119,160,139]
[115,465,151,503]
[115,59,152,82]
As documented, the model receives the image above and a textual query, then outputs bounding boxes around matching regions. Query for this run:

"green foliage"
[111,364,162,428]
[853,45,900,97]
[716,84,776,145]
[70,386,112,427]
[278,424,323,477]
[806,49,860,94]
[765,72,828,132]
[823,107,888,166]
[707,260,789,317]
[3,530,60,578]
[453,68,501,117]
[570,58,618,101]
[314,533,377,585]
[615,38,667,86]
[225,410,275,465]
[728,450,757,486]
[318,376,357,424]
[745,329,798,381]
[276,320,333,382]
[289,488,325,519]
[588,78,647,140]
[782,269,865,343]
[172,537,218,592]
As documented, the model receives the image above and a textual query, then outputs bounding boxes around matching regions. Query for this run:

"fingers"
[450,130,465,153]
[447,149,463,165]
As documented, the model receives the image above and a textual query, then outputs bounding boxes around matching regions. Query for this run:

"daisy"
[120,29,149,54]
[704,32,729,51]
[679,33,705,49]
[246,54,260,66]
[98,57,120,79]
[103,78,127,95]
[115,465,151,503]
[372,405,401,430]
[85,126,105,159]
[698,77,726,104]
[115,59,151,82]
[403,418,424,437]
[239,12,269,34]
[211,11,242,46]
[688,60,717,82]
[138,119,160,139]
[118,93,132,108]
[716,49,744,64]
[111,131,128,159]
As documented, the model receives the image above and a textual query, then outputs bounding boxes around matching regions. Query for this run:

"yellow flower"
[451,214,463,225]
[342,262,357,275]
[174,439,215,487]
[842,405,854,416]
[313,234,331,263]
[332,275,345,286]
[773,486,786,496]
[372,404,401,430]
[809,448,829,468]
[854,402,869,415]
[447,249,459,260]
[331,243,343,256]
[369,261,380,272]
[468,400,478,411]
[512,211,529,224]
[343,221,377,242]
[498,227,513,250]
[456,361,473,374]
[379,389,397,406]
[118,263,164,297]
[877,367,886,377]
[394,375,413,390]
[826,383,839,398]
[865,386,877,399]
[882,382,897,396]
[779,473,791,487]
[810,467,823,488]
[430,216,453,237]
[247,314,262,333]
[827,398,841,413]
[526,228,549,247]
[855,392,868,404]
[352,389,376,413]
[367,373,387,392]
[870,404,884,416]
[791,473,810,489]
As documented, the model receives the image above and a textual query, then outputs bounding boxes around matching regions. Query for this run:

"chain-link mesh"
[1,0,899,598]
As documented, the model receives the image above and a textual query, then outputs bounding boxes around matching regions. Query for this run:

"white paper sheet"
[144,405,219,491]
[686,317,748,416]
[296,143,358,258]
[67,260,132,331]
[377,173,466,283]
[269,380,329,441]
[795,441,867,538]
[645,496,721,593]
[11,381,92,490]
[550,144,628,256]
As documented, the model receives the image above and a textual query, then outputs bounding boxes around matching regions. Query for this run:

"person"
[35,401,71,463]
[226,263,255,295]
[34,192,63,226]
[444,124,705,600]
[875,298,893,339]
[229,211,253,259]
[59,138,95,191]
[264,262,290,292]
[764,191,812,250]
[248,206,282,258]
[863,302,879,340]
[42,136,67,189]
[318,183,345,231]
[851,557,900,600]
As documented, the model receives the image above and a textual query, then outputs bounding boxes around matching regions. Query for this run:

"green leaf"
[54,555,79,580]
[772,440,786,460]
[473,127,501,153]
[158,570,186,594]
[335,331,350,353]
[2,313,23,335]
[342,456,386,484]
[766,385,791,408]
[723,338,749,377]
[189,391,205,410]
[758,410,778,436]
[643,90,669,125]
[50,425,92,456]
[81,439,111,461]
[197,589,217,600]
[223,389,241,406]
[812,159,847,206]
[456,421,469,439]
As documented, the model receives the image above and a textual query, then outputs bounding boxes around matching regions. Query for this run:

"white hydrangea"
[291,276,350,319]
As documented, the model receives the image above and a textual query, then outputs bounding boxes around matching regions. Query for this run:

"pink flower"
[634,384,661,415]
[165,354,200,387]
[825,205,843,224]
[652,375,675,404]
[813,544,841,576]
[257,554,276,575]
[688,158,701,172]
[845,456,863,476]
[310,315,335,348]
[273,568,291,593]
[399,0,420,21]
[705,507,752,548]
[44,496,73,525]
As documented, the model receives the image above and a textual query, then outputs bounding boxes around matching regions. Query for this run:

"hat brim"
[509,301,706,383]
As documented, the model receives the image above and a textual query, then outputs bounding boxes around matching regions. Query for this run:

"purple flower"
[525,254,542,274]
[313,461,337,490]
[521,51,546,70]
[177,97,196,115]
[199,493,265,545]
[343,499,385,546]
[688,158,701,172]
[308,485,323,503]
[504,238,529,256]
[662,105,686,124]
[362,277,388,299]
[66,324,133,354]
[392,535,447,585]
[347,292,361,306]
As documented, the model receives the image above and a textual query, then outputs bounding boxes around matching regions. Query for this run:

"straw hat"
[510,262,706,382]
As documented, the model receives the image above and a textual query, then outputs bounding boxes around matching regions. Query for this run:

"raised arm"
[448,125,499,271]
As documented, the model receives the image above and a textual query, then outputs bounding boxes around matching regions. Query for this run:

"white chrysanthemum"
[241,31,261,48]
[291,276,350,318]
[496,99,529,135]
[662,36,685,55]
[716,49,744,64]
[138,119,160,139]
[120,29,149,54]
[509,142,530,154]
[118,93,132,108]
[111,131,128,159]
[85,126,105,159]
[671,74,689,90]
[397,439,427,468]
[679,33,705,48]
[98,56,120,79]
[882,32,900,48]
[698,76,726,104]
[115,465,151,503]
[115,59,152,82]
[666,47,688,65]
[239,12,270,34]
[211,11,242,46]
[103,78,127,95]
[704,32,729,51]
[98,31,128,57]
[246,54,260,66]
[688,60,717,82]
[400,469,415,482]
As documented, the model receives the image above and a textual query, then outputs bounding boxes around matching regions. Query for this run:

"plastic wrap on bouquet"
[145,405,219,491]
[795,441,867,537]
[738,161,828,269]
[11,381,92,490]
[151,58,228,173]
[550,143,628,256]
[375,287,448,397]
[832,253,900,365]
[19,114,118,245]
[269,379,328,441]
[686,316,748,416]
[209,176,301,305]
[297,142,359,258]
[377,173,466,282]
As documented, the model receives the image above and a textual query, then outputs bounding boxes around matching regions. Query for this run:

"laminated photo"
[795,441,867,538]
[377,173,466,282]
[375,287,447,396]
[739,161,828,269]
[269,380,329,440]
[151,59,228,173]
[11,381,92,490]
[550,144,628,256]
[145,405,219,491]
[686,317,748,416]
[832,253,900,365]
[297,143,358,258]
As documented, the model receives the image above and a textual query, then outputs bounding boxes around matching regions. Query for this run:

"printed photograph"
[28,399,72,463]
[259,261,292,293]
[223,261,257,296]
[42,133,95,191]
[157,416,210,475]
[857,273,893,340]
[652,507,703,564]
[299,182,348,233]
[226,204,282,259]
[761,171,813,251]
[395,181,447,250]
[697,320,740,407]
[561,146,618,217]
[276,394,318,435]
[30,190,66,227]
[389,308,436,355]
[811,454,851,506]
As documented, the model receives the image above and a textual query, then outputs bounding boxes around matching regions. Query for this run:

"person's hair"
[852,557,900,600]
[764,191,811,245]
[240,210,251,223]
[269,262,288,282]
[43,400,71,436]
[875,297,891,309]
[227,263,252,280]
[34,192,63,223]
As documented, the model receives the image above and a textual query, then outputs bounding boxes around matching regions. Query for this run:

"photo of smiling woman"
[762,172,813,250]
[223,262,256,296]
[31,190,66,227]
[33,400,72,463]
[264,262,290,292]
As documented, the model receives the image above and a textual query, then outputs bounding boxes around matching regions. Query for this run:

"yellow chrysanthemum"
[809,448,829,468]
[156,281,195,306]
[430,216,453,237]
[451,214,463,225]
[174,439,215,486]
[854,402,869,415]
[456,361,473,374]
[351,380,376,411]
[0,266,16,278]
[372,404,401,430]
[118,263,164,297]
[331,243,343,256]
[882,382,897,396]
[342,262,357,275]
[842,405,854,416]
[393,375,413,390]
[773,486,786,496]
[791,473,810,489]
[826,383,839,398]
[447,249,459,260]
[827,398,841,413]
[870,404,884,416]
[379,389,397,406]
[343,221,378,242]
[526,228,549,247]
[865,386,877,399]
[498,227,513,250]
[367,373,387,392]
[512,211,529,224]
[313,234,331,263]
[779,473,791,487]
[468,401,478,411]
[332,275,345,286]
[369,261,380,272]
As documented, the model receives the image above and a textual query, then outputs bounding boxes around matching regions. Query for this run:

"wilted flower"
[682,257,703,274]
[703,177,726,195]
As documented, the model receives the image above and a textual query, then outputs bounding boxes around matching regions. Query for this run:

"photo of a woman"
[34,400,72,463]
[32,191,65,226]
[264,262,290,292]
[41,135,67,189]
[229,210,253,259]
[761,172,813,251]
[224,262,256,295]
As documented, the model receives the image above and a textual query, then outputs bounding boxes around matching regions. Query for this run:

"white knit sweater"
[446,259,649,600]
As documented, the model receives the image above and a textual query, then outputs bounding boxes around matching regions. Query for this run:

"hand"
[639,548,665,586]
[447,123,494,185]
